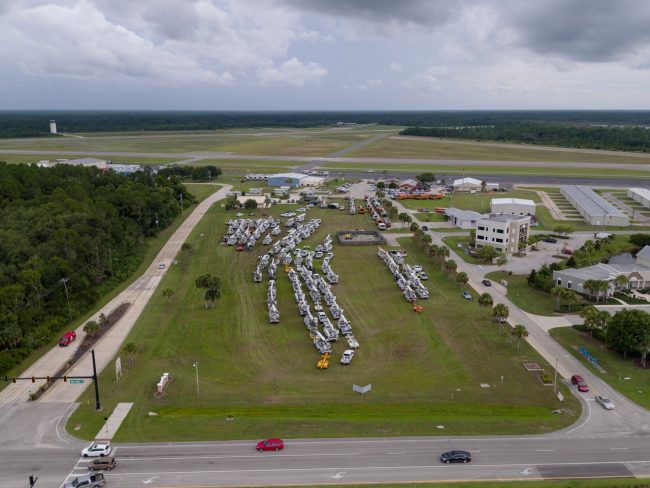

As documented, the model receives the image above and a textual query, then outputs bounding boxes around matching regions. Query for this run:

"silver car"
[595,395,615,410]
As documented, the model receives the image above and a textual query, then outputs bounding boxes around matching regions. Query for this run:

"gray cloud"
[504,0,650,62]
[281,0,460,26]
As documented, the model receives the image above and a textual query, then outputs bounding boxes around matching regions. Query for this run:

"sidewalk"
[95,403,133,440]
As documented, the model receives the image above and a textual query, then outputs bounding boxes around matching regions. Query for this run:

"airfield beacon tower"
[49,120,57,134]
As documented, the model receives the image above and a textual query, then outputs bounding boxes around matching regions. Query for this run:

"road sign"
[69,379,85,384]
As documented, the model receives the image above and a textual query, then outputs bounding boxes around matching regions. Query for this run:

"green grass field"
[351,136,650,164]
[484,272,583,317]
[321,162,650,179]
[0,130,383,157]
[399,190,541,214]
[550,327,650,410]
[67,203,577,441]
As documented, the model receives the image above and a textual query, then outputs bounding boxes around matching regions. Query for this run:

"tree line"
[401,123,650,152]
[0,162,196,375]
[4,110,650,138]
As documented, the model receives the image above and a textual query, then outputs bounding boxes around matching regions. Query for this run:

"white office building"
[445,207,484,229]
[491,197,536,216]
[475,215,531,254]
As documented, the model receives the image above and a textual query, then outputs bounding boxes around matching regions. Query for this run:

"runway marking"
[385,452,406,455]
[610,447,629,450]
[535,449,554,452]
[99,459,650,478]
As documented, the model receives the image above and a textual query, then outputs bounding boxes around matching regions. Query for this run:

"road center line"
[116,452,364,462]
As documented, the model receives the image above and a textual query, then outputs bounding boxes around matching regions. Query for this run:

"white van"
[378,223,387,231]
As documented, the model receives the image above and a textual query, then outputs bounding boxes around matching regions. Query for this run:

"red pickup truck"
[59,331,76,347]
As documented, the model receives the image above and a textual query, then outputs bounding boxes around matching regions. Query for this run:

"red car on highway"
[571,374,589,392]
[59,331,76,347]
[256,438,284,452]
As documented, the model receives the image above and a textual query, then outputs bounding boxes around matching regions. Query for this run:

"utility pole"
[60,277,72,319]
[155,212,159,229]
[193,362,199,396]
[108,248,113,278]
[553,357,558,393]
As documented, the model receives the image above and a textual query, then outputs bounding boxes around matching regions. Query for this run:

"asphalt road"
[9,430,648,487]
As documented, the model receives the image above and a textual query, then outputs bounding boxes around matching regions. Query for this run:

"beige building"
[475,215,530,254]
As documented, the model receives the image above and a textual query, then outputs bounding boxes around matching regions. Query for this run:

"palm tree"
[83,320,99,338]
[444,259,457,276]
[195,274,222,309]
[564,290,579,313]
[478,293,493,315]
[614,274,629,291]
[398,213,412,229]
[456,271,469,289]
[429,244,439,257]
[511,325,529,353]
[122,342,138,367]
[493,303,509,335]
[98,313,108,328]
[422,234,432,246]
[551,285,564,312]
[162,288,175,303]
[409,222,419,233]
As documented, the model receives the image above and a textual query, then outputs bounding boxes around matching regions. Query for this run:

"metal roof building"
[560,185,629,226]
[628,187,650,208]
[491,197,536,216]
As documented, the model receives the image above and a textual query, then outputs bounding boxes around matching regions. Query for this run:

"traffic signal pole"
[2,349,102,410]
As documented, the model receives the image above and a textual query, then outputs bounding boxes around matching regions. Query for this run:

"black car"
[481,279,491,287]
[543,237,558,243]
[440,450,472,463]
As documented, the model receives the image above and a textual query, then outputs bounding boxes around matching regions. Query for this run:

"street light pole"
[553,357,558,393]
[60,277,72,319]
[193,362,199,396]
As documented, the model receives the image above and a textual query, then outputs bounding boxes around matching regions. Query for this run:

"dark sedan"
[440,450,472,463]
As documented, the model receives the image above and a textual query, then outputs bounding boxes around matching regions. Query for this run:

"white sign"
[115,357,122,382]
[353,384,372,394]
[557,392,564,402]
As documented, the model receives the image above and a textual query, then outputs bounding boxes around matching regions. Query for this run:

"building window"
[478,226,486,231]
[496,229,504,234]
[567,281,572,289]
[495,238,503,243]
[557,279,562,285]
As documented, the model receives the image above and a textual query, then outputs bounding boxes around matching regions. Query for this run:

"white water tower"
[49,120,57,134]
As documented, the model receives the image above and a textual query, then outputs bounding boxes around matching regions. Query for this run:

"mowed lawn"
[67,204,578,442]
[399,189,541,214]
[550,327,650,410]
[350,136,650,164]
[0,131,373,157]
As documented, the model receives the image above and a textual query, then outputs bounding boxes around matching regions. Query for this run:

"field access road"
[0,184,232,406]
[2,148,650,172]
[62,436,650,487]
[389,198,650,440]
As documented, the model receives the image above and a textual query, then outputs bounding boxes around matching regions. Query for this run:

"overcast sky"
[2,0,650,110]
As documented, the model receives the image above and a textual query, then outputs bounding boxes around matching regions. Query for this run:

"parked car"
[88,456,116,471]
[482,279,492,287]
[440,450,472,463]
[315,252,324,259]
[562,248,573,255]
[419,272,429,280]
[462,291,473,300]
[571,375,589,392]
[543,237,558,243]
[413,265,423,272]
[340,349,355,365]
[158,262,166,269]
[595,395,615,410]
[256,438,284,452]
[81,443,112,458]
[59,331,76,347]
[281,212,296,217]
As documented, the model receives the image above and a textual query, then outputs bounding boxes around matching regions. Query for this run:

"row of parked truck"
[364,196,392,231]
[378,248,430,303]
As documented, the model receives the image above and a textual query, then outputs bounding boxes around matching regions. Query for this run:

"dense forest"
[0,162,196,375]
[3,110,650,138]
[400,123,650,152]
